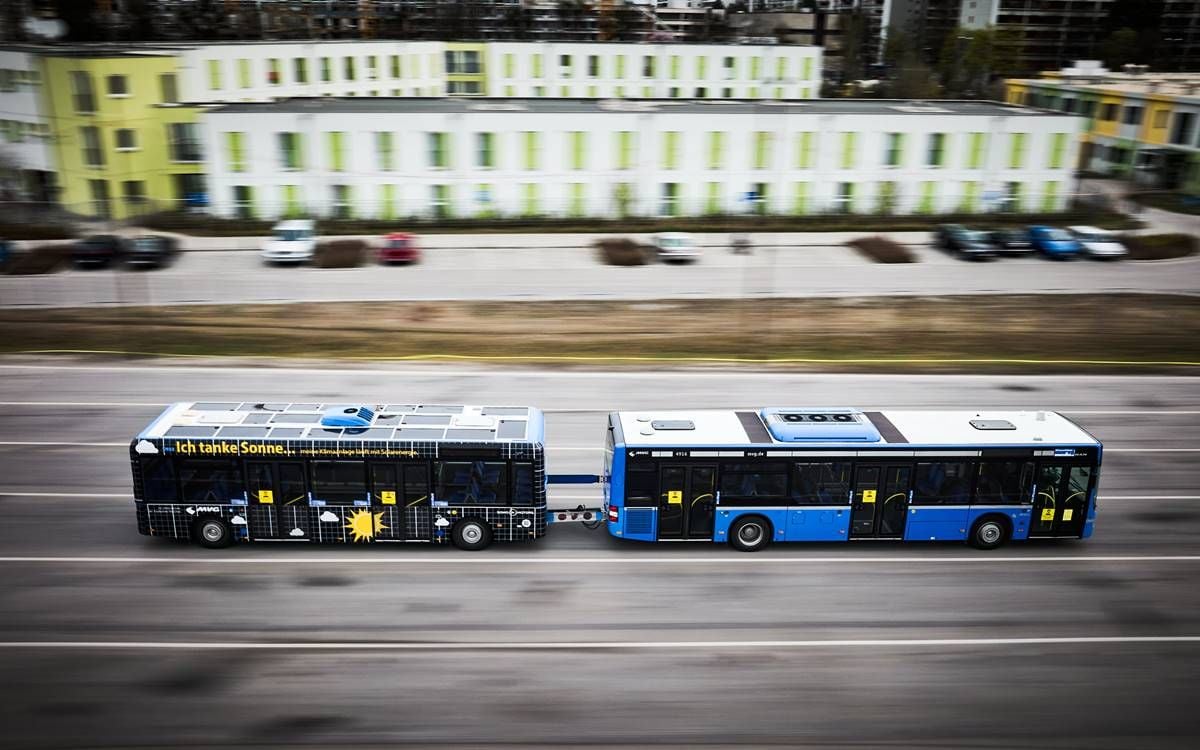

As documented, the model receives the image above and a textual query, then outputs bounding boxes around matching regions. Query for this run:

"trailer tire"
[452,519,493,551]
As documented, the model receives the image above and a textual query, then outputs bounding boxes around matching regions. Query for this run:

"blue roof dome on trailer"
[320,405,376,427]
[759,407,881,443]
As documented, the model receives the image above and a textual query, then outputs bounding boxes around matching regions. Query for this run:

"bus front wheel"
[194,518,232,549]
[729,516,772,553]
[969,516,1010,550]
[452,519,493,551]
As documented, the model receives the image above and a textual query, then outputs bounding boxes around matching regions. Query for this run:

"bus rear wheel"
[969,516,1010,550]
[452,519,493,551]
[729,516,771,553]
[194,518,232,549]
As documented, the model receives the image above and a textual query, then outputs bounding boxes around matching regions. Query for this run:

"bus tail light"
[608,505,619,523]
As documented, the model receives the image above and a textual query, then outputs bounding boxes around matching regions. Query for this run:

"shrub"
[313,239,367,268]
[847,236,917,264]
[1118,233,1199,261]
[595,237,653,266]
[3,243,72,275]
[0,221,74,241]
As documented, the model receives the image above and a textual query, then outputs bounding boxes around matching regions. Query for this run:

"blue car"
[1028,225,1082,259]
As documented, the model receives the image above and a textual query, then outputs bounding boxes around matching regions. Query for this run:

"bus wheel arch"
[729,514,773,553]
[193,516,232,549]
[451,518,494,551]
[969,514,1011,550]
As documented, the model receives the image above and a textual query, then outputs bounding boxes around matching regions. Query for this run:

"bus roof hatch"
[759,407,882,443]
[320,405,376,427]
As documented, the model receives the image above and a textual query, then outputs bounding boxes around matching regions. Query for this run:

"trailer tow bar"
[546,474,603,529]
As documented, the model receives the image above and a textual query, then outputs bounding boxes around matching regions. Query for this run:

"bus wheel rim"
[739,524,762,545]
[462,524,481,543]
[203,523,223,542]
[980,524,1000,543]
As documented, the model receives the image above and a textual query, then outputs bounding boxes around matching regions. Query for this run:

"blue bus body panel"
[714,508,791,544]
[903,507,971,542]
[782,507,852,541]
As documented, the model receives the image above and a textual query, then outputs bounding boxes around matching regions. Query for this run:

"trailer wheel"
[452,519,493,551]
[194,518,232,549]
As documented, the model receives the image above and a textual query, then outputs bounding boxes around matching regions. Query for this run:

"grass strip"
[1,294,1197,373]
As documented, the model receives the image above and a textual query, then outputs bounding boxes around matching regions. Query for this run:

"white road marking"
[1,491,1197,501]
[2,636,1199,651]
[1,555,1199,565]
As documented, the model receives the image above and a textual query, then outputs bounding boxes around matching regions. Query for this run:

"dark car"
[71,234,129,268]
[126,234,180,269]
[0,239,12,268]
[933,224,994,260]
[987,228,1034,254]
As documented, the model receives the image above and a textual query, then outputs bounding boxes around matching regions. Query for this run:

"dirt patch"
[1119,233,1198,261]
[846,236,917,264]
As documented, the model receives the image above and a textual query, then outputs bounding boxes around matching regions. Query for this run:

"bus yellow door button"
[667,490,682,505]
[381,491,396,505]
[1041,508,1054,521]
[862,490,876,503]
[257,490,273,504]
[1063,509,1073,521]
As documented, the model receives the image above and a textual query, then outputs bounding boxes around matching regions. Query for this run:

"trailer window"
[311,460,367,504]
[179,459,243,504]
[139,455,178,502]
[437,461,508,504]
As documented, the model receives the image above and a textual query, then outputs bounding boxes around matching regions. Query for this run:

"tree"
[837,9,869,85]
[1101,28,1140,69]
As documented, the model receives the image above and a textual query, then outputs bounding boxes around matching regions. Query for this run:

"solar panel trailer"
[602,407,1103,551]
[130,402,547,549]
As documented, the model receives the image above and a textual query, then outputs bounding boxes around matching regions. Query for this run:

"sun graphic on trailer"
[344,509,387,542]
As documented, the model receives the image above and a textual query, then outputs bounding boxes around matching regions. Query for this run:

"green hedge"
[595,238,653,266]
[3,244,71,275]
[1118,233,1199,261]
[313,239,367,268]
[847,236,917,264]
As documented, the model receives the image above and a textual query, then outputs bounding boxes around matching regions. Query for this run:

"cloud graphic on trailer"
[135,440,158,454]
[319,511,339,523]
[289,527,305,537]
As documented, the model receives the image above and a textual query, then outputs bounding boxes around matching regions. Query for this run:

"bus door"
[1031,461,1093,538]
[245,461,308,540]
[658,464,717,540]
[368,462,404,542]
[851,464,912,539]
[402,463,432,541]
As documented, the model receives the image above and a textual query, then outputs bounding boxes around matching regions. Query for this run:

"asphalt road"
[1,238,1198,308]
[1,361,1199,748]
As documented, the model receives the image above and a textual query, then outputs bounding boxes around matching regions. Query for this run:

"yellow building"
[39,51,204,220]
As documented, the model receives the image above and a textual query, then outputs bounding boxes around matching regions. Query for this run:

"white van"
[261,219,317,263]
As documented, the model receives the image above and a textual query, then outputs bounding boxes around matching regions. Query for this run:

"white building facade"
[201,98,1084,220]
[177,40,823,103]
[0,48,55,202]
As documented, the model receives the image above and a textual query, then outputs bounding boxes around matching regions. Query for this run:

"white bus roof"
[138,402,544,443]
[615,408,1099,449]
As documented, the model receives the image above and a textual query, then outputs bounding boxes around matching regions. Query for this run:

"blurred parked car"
[378,232,421,264]
[71,234,130,268]
[261,219,316,263]
[933,224,994,260]
[987,228,1034,254]
[651,232,701,263]
[126,234,180,269]
[1028,226,1083,259]
[1069,226,1128,260]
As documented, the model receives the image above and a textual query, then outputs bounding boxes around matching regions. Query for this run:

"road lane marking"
[2,636,1199,651]
[1,555,1199,565]
[1,491,1197,502]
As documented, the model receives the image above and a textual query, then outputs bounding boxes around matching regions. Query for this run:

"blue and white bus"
[602,407,1101,551]
[130,401,546,550]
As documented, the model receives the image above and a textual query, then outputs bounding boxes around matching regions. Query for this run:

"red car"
[378,233,421,264]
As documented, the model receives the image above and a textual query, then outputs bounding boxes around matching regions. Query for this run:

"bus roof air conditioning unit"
[320,405,376,427]
[759,407,881,443]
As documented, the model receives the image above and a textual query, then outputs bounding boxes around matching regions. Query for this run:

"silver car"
[651,232,702,263]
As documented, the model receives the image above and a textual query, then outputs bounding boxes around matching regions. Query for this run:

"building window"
[559,54,572,78]
[1170,112,1196,146]
[643,55,655,78]
[88,179,111,218]
[390,55,401,78]
[206,60,221,90]
[568,131,586,170]
[366,55,378,80]
[796,132,815,169]
[722,87,733,98]
[708,131,725,170]
[233,185,254,219]
[447,80,482,95]
[836,182,854,213]
[267,58,281,85]
[445,50,480,75]
[226,131,246,173]
[878,181,897,214]
[106,74,128,97]
[568,183,586,217]
[1100,102,1118,122]
[1008,132,1027,169]
[167,123,202,162]
[967,132,986,169]
[344,57,356,81]
[114,128,137,151]
[918,181,936,213]
[926,133,946,167]
[660,183,679,217]
[752,131,772,170]
[884,132,903,167]
[237,59,250,88]
[431,185,450,218]
[159,73,178,104]
[476,132,494,168]
[121,180,146,208]
[616,131,634,170]
[1122,106,1142,126]
[502,53,513,78]
[279,132,303,171]
[80,126,104,167]
[587,55,599,78]
[661,131,680,170]
[522,131,540,170]
[840,132,857,169]
[321,57,332,83]
[1048,133,1068,169]
[331,184,352,219]
[294,58,308,84]
[723,56,736,79]
[70,71,96,113]
[376,132,394,171]
[428,132,449,169]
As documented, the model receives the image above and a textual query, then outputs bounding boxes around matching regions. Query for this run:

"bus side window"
[179,459,244,504]
[512,463,534,506]
[311,460,367,504]
[246,462,274,503]
[792,462,851,505]
[975,461,1034,505]
[404,463,429,506]
[437,461,508,504]
[278,463,306,505]
[913,462,974,505]
[371,463,398,504]
[624,462,657,507]
[139,455,179,503]
[720,462,788,499]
